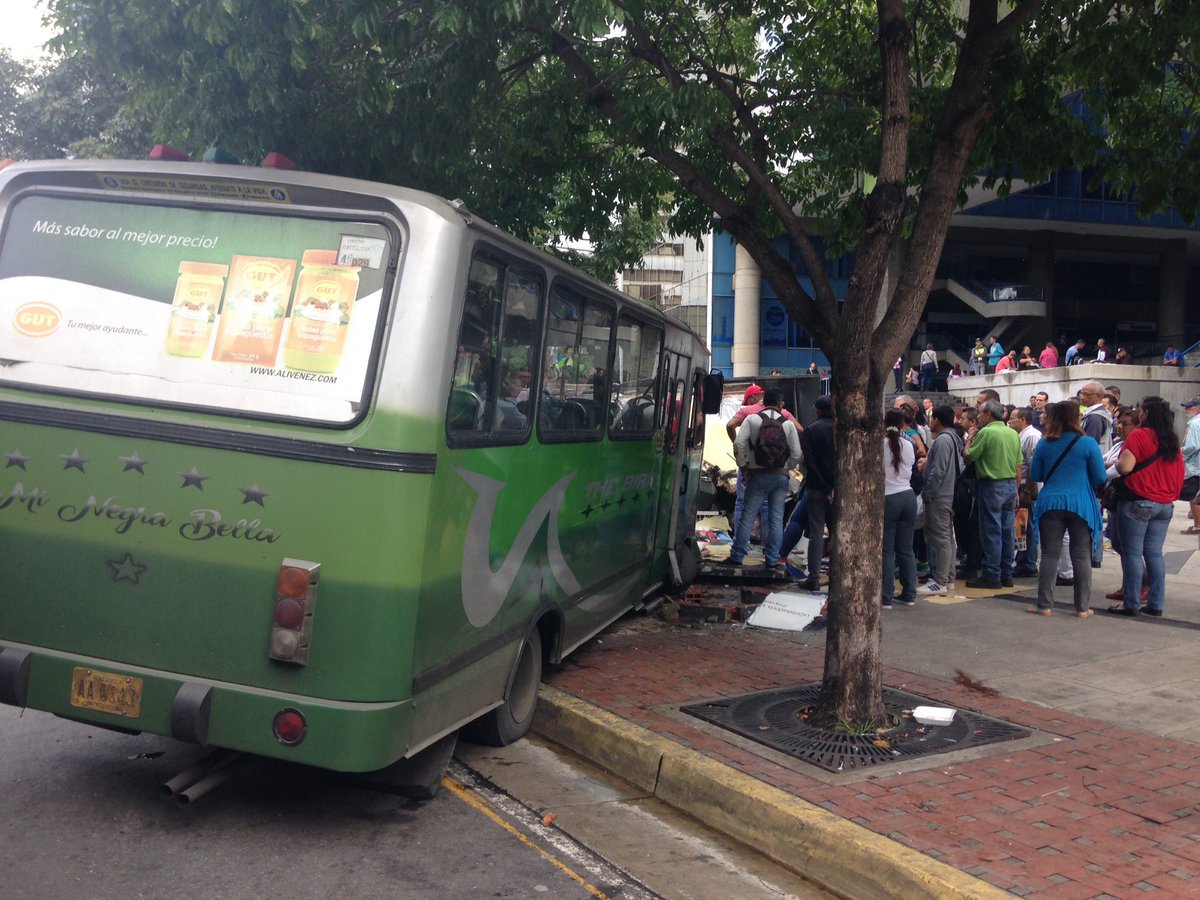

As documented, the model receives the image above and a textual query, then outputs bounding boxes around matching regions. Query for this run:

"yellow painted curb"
[533,685,1008,900]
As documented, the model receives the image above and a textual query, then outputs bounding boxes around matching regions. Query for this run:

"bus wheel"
[464,632,543,747]
[674,537,702,587]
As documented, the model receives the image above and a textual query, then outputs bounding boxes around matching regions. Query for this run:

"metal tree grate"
[681,683,1029,774]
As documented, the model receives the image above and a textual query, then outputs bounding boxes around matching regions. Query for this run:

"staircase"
[940,278,1047,320]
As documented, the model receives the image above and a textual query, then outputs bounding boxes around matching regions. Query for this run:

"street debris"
[745,592,826,632]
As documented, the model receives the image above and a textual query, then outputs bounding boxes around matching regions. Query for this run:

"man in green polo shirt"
[964,399,1023,589]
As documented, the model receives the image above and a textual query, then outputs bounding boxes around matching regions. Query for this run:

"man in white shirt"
[728,389,803,569]
[1009,407,1041,577]
[1181,397,1200,536]
[1078,381,1112,454]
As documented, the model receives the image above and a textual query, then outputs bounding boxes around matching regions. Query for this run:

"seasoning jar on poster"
[282,250,360,373]
[164,261,228,357]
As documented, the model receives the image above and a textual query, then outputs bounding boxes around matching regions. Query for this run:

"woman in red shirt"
[1109,396,1184,617]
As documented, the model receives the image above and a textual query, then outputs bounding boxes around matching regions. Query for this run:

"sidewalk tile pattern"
[546,626,1200,897]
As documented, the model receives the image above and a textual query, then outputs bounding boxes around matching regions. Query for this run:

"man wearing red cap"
[725,384,802,557]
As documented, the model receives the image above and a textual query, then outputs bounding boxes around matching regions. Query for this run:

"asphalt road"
[0,704,828,899]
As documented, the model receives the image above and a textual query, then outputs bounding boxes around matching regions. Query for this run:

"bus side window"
[539,283,611,442]
[447,254,543,443]
[610,317,662,438]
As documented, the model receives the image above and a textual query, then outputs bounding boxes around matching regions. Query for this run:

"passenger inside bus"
[494,366,528,430]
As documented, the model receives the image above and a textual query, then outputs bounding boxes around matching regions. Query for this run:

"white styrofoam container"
[912,706,956,726]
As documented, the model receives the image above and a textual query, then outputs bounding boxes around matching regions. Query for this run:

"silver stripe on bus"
[0,402,436,474]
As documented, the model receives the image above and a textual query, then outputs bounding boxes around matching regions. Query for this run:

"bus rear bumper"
[0,643,415,773]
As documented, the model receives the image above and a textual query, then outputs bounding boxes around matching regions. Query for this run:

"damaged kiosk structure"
[0,157,717,794]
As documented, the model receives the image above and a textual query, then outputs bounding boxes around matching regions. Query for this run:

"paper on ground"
[746,591,826,631]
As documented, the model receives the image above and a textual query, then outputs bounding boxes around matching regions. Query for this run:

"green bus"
[0,158,716,796]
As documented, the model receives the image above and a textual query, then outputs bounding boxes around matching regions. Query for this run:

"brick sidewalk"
[544,622,1200,897]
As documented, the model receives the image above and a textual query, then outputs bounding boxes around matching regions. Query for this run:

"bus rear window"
[0,193,395,424]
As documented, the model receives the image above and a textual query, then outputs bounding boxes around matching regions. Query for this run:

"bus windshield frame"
[0,188,402,427]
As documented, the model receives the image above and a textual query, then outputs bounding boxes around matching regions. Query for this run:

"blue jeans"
[730,471,789,564]
[920,363,935,392]
[732,469,768,546]
[1116,499,1173,613]
[779,490,809,559]
[883,490,918,602]
[975,479,1016,582]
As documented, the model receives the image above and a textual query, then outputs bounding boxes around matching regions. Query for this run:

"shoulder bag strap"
[1124,447,1165,478]
[1041,433,1082,486]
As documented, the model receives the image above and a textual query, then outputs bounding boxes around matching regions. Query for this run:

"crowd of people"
[898,336,1192,382]
[726,379,1200,619]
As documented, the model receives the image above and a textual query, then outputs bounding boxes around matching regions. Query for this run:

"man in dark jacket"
[799,395,837,592]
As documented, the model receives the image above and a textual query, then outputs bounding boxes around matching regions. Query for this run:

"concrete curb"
[532,685,1008,900]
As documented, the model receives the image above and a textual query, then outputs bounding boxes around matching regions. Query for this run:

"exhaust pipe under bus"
[160,748,243,807]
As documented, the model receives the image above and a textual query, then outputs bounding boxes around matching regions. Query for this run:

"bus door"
[664,363,706,585]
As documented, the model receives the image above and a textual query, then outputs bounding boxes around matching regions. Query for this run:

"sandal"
[1075,609,1094,618]
[1025,607,1052,616]
[1181,526,1200,535]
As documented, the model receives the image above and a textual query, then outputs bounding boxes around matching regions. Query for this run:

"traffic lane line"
[443,760,658,900]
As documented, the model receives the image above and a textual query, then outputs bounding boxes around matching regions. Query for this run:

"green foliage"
[1059,0,1200,220]
[0,50,152,160]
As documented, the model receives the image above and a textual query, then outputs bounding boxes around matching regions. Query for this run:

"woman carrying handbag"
[1027,401,1107,616]
[1109,397,1185,617]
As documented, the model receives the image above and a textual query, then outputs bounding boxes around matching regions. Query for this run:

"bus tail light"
[268,558,320,665]
[273,708,307,745]
[148,144,189,161]
[261,152,296,170]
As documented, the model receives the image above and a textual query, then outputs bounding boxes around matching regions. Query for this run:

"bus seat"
[555,399,593,431]
[614,396,655,432]
[448,387,483,431]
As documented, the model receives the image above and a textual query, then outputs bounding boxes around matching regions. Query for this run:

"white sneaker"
[918,581,947,596]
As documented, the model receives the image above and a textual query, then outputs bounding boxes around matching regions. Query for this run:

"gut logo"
[457,469,581,628]
[13,302,62,337]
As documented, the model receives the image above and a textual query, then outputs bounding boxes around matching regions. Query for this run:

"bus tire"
[464,632,543,747]
[674,537,702,587]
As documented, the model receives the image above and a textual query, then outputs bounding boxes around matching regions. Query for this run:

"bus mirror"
[701,370,724,415]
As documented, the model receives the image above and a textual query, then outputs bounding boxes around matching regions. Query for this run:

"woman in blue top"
[1028,401,1107,616]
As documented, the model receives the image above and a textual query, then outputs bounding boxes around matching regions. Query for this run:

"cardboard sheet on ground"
[746,591,825,631]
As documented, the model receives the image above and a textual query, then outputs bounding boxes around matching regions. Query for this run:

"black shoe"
[1001,577,1014,587]
[1142,607,1164,617]
[965,578,1002,590]
[1105,604,1139,617]
[1055,576,1074,586]
[1012,568,1038,578]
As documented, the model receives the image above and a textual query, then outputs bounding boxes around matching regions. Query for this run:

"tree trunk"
[817,368,889,725]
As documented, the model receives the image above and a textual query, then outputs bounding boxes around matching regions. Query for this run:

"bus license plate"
[70,667,143,718]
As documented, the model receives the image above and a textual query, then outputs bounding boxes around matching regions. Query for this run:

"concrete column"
[1158,239,1187,346]
[731,244,761,377]
[1026,232,1054,346]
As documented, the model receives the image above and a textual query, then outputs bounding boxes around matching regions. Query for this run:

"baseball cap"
[742,384,764,403]
[1181,396,1200,409]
